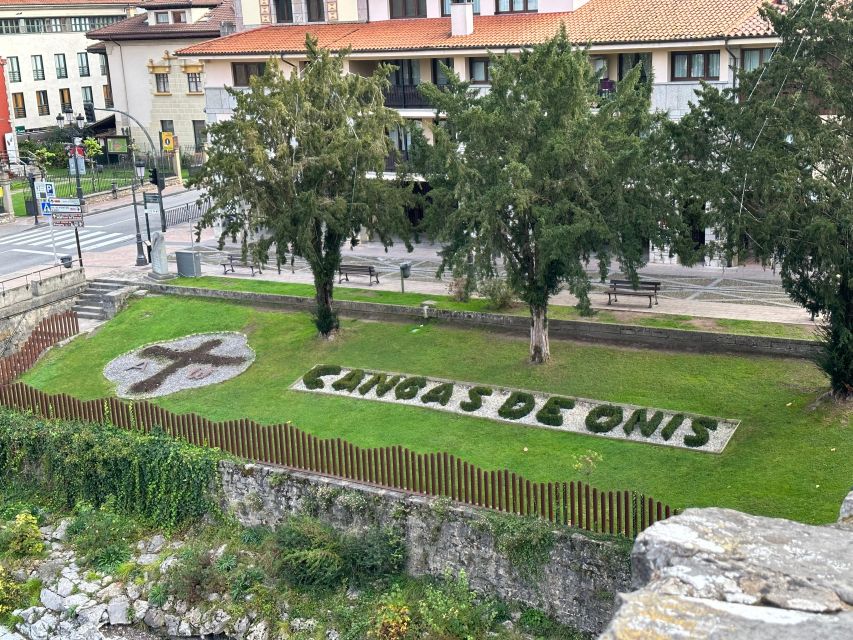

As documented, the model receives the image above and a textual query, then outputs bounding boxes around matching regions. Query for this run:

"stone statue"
[149,231,174,280]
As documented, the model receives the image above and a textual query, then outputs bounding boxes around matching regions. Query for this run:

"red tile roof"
[88,0,233,41]
[177,0,778,57]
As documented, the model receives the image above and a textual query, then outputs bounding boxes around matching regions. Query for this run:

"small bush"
[684,417,718,448]
[166,547,226,604]
[417,570,497,640]
[67,503,136,573]
[498,392,535,420]
[420,383,454,407]
[0,513,44,558]
[303,364,343,390]
[371,585,412,640]
[660,414,685,441]
[448,276,473,303]
[340,527,405,581]
[460,387,493,412]
[240,525,270,547]
[535,396,575,427]
[148,583,167,608]
[518,608,583,639]
[622,409,664,437]
[585,405,623,433]
[478,278,514,310]
[332,369,365,393]
[229,566,265,601]
[0,567,23,623]
[479,514,554,578]
[394,377,427,400]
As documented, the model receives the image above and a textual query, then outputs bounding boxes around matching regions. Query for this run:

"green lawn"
[171,275,817,341]
[21,296,850,525]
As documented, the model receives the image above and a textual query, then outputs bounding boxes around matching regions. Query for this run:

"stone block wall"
[219,461,631,635]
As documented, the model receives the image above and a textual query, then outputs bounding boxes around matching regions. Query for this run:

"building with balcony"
[0,0,133,134]
[175,0,781,264]
[87,0,240,153]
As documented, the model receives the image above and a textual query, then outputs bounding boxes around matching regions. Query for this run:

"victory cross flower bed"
[292,365,740,453]
[104,332,256,399]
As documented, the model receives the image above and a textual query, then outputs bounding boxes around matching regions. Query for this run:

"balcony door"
[307,0,324,22]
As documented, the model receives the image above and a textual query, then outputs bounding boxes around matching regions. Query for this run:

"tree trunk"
[313,272,339,337]
[529,304,550,364]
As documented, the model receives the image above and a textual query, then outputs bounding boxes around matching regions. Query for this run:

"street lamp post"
[56,111,86,205]
[131,161,147,266]
[26,166,39,225]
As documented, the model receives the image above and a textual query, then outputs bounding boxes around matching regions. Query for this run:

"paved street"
[0,187,204,277]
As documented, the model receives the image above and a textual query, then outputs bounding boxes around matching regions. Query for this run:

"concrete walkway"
[59,226,815,327]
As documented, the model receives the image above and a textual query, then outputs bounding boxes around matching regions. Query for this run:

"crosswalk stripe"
[0,228,57,243]
[63,234,121,250]
[79,235,134,250]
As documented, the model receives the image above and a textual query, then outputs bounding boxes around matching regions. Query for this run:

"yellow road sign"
[161,131,175,152]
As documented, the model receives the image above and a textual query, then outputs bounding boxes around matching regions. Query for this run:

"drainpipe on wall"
[725,38,739,91]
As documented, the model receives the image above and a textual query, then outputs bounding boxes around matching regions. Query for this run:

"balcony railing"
[60,102,72,113]
[33,70,45,81]
[9,71,20,82]
[37,104,49,116]
[104,95,114,108]
[14,107,26,118]
[384,84,432,109]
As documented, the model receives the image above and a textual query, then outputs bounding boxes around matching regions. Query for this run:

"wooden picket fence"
[0,379,673,537]
[0,311,79,385]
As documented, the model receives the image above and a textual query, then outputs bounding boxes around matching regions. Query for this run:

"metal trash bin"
[59,255,73,269]
[400,262,412,279]
[175,250,202,277]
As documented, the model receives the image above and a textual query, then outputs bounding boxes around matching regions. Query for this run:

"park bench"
[339,264,380,285]
[221,254,260,276]
[606,279,662,308]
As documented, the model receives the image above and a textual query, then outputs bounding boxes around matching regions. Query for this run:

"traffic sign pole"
[75,228,83,268]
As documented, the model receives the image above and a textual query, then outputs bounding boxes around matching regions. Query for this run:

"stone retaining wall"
[0,268,86,356]
[220,460,631,635]
[137,282,821,360]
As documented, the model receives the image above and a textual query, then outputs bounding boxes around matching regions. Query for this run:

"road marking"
[76,234,135,250]
[7,248,57,256]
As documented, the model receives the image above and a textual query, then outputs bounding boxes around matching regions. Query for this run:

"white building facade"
[0,0,132,133]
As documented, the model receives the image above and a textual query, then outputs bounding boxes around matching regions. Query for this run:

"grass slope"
[22,295,850,524]
[171,276,817,341]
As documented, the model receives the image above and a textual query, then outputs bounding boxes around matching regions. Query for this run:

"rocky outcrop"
[600,507,853,639]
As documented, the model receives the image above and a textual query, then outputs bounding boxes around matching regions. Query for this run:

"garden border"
[128,280,821,359]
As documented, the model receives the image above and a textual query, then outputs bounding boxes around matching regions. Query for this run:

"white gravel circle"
[104,332,255,399]
[291,366,740,454]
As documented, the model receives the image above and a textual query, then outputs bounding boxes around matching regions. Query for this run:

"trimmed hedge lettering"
[585,405,624,433]
[684,417,719,448]
[303,364,343,390]
[623,409,664,437]
[332,369,365,392]
[395,376,428,400]
[535,396,576,427]
[421,383,455,406]
[498,392,535,420]
[460,387,493,412]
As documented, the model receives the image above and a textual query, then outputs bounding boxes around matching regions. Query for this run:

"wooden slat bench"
[606,279,662,308]
[339,264,379,285]
[221,254,260,276]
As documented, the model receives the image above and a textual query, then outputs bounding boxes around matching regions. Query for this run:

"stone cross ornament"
[104,333,255,399]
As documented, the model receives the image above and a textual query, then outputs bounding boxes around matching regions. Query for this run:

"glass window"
[155,12,169,24]
[187,72,202,93]
[193,120,206,151]
[70,17,91,32]
[671,51,721,81]
[31,55,44,81]
[12,93,25,118]
[103,84,114,108]
[47,18,63,33]
[160,119,174,132]
[231,62,266,86]
[25,18,44,33]
[36,90,49,116]
[8,57,21,83]
[77,52,90,77]
[99,53,108,76]
[58,88,71,112]
[55,54,67,79]
[432,58,453,85]
[0,19,20,34]
[442,0,479,15]
[81,86,93,104]
[469,58,489,84]
[307,0,324,21]
[497,0,534,13]
[155,73,170,93]
[390,59,420,86]
[390,0,426,18]
[172,11,186,23]
[275,0,293,22]
[742,47,773,72]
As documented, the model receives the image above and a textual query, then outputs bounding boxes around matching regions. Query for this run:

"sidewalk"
[76,229,815,327]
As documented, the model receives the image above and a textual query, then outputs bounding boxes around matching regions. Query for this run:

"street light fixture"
[55,111,86,205]
[131,160,148,266]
